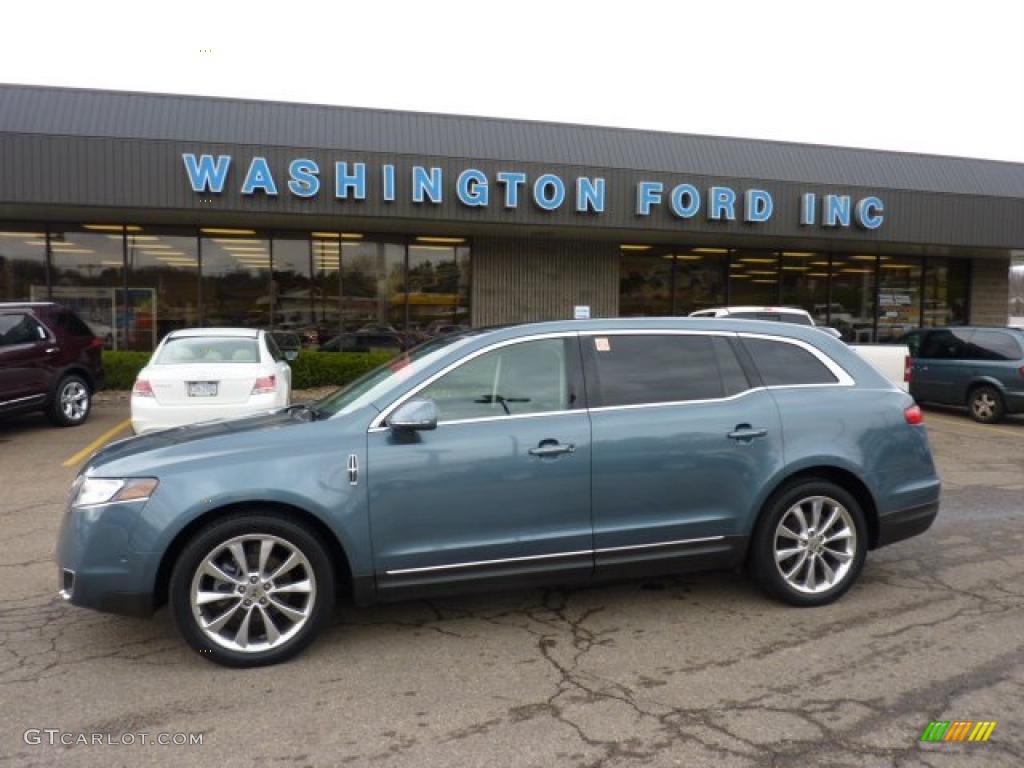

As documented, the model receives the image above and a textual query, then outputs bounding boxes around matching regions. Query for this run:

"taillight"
[132,379,154,397]
[904,405,923,425]
[904,355,912,383]
[251,375,276,395]
[1019,365,1024,379]
[88,337,104,350]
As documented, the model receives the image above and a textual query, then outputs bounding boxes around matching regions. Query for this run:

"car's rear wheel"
[968,385,1004,424]
[750,481,867,607]
[47,375,91,426]
[169,513,335,667]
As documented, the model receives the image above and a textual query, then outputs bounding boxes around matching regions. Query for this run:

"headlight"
[72,477,159,508]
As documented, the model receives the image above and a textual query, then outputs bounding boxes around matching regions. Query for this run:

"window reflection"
[877,256,922,343]
[49,228,125,348]
[672,248,728,315]
[923,257,969,327]
[780,251,828,322]
[619,247,672,316]
[829,254,878,343]
[0,226,47,301]
[272,235,314,341]
[729,250,778,306]
[126,229,198,349]
[200,232,271,328]
[407,243,471,342]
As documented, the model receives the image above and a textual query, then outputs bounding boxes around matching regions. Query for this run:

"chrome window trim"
[369,331,577,431]
[383,535,726,576]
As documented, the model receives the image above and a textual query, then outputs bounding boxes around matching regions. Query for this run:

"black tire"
[47,374,91,427]
[968,385,1005,424]
[749,480,868,607]
[169,512,335,667]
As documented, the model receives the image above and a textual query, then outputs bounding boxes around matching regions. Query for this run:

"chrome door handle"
[528,442,576,457]
[727,426,768,441]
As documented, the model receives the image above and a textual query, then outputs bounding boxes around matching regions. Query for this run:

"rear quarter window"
[968,330,1023,361]
[742,338,839,386]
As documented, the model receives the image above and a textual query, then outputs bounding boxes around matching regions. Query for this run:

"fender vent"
[347,454,358,486]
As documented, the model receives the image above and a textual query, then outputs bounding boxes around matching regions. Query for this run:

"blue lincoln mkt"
[58,319,941,666]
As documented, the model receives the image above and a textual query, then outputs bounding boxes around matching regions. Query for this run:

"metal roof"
[1,83,1023,198]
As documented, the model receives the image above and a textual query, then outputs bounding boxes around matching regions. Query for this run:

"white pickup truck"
[689,306,910,391]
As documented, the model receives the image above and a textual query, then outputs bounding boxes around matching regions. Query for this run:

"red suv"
[0,303,105,427]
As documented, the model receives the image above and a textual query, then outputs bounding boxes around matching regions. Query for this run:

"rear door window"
[586,334,750,407]
[0,313,46,347]
[967,330,1023,361]
[741,338,839,386]
[920,329,971,359]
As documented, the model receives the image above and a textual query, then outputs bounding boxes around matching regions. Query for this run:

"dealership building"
[1,84,1021,350]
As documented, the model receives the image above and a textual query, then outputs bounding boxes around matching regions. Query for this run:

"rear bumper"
[876,501,939,547]
[131,394,280,433]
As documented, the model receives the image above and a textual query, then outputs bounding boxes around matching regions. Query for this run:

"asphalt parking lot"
[1,404,1022,767]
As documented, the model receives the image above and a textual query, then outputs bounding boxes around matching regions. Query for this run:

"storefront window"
[922,257,970,327]
[672,248,727,315]
[200,230,271,328]
[49,226,126,348]
[729,250,778,306]
[125,227,199,349]
[1012,254,1024,326]
[341,239,406,335]
[407,239,470,341]
[619,247,672,316]
[877,256,922,343]
[830,254,877,343]
[272,235,314,337]
[0,226,47,301]
[780,251,828,322]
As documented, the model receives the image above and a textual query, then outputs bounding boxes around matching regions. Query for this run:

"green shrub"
[101,351,152,390]
[101,349,393,391]
[288,351,393,390]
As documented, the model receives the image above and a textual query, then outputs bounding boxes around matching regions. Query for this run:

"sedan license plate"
[187,381,218,397]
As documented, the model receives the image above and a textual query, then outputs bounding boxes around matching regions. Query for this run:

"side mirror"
[389,399,438,431]
[284,349,299,361]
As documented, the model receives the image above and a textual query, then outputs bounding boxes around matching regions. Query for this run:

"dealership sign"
[182,153,885,230]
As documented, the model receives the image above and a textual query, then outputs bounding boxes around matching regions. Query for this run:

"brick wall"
[969,256,1011,325]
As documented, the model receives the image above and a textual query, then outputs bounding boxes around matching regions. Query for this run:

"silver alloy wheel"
[61,380,89,421]
[972,392,997,420]
[773,496,856,594]
[189,534,317,653]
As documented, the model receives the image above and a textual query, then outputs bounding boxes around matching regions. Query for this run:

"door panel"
[368,412,592,587]
[590,390,783,572]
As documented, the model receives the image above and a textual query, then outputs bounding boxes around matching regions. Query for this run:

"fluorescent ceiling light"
[730,274,751,279]
[0,231,43,237]
[752,279,777,284]
[416,236,464,244]
[782,251,815,257]
[49,248,95,254]
[781,266,810,271]
[620,244,651,251]
[691,247,729,254]
[201,228,257,235]
[23,240,47,246]
[748,270,778,276]
[807,272,829,277]
[739,258,777,264]
[211,238,262,245]
[83,224,141,232]
[410,245,452,252]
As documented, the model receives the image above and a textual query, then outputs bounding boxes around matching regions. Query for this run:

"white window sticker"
[594,337,611,352]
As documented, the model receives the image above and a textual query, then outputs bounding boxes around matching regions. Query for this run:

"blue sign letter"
[669,183,700,218]
[496,171,527,208]
[636,181,663,216]
[533,174,566,211]
[855,196,884,229]
[412,166,443,204]
[334,162,367,200]
[800,193,816,226]
[744,189,773,222]
[287,158,320,198]
[382,165,396,202]
[241,157,278,196]
[576,177,606,213]
[183,153,231,193]
[824,194,852,227]
[708,187,736,221]
[456,169,489,207]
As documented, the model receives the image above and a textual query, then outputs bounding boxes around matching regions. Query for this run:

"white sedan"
[131,328,293,434]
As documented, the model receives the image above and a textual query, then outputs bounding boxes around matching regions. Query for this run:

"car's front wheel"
[750,481,867,607]
[169,513,335,667]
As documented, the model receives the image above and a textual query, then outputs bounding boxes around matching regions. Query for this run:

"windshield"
[154,336,261,364]
[313,333,480,418]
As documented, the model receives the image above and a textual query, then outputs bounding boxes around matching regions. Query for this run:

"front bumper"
[56,496,156,617]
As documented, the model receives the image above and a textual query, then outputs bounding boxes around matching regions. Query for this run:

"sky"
[1,0,1022,162]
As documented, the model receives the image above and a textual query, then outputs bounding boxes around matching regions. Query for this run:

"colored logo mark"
[920,720,996,742]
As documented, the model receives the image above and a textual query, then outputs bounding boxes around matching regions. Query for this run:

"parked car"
[901,326,1024,423]
[58,318,940,667]
[318,331,406,354]
[691,306,911,391]
[130,328,292,434]
[0,302,104,426]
